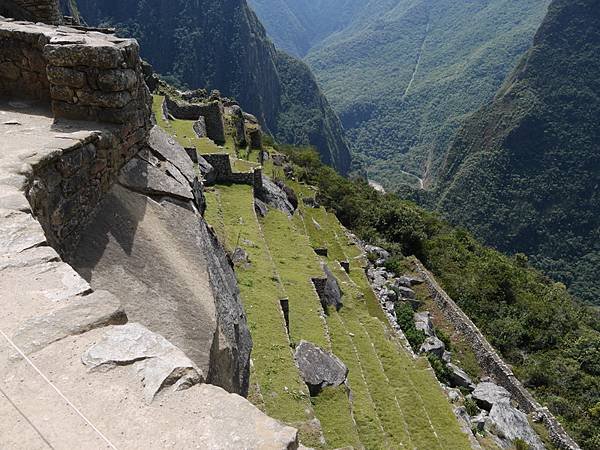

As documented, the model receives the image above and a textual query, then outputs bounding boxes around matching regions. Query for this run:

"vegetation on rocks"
[436,0,600,308]
[280,144,600,448]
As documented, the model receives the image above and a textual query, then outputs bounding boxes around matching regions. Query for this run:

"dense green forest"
[75,0,352,174]
[250,0,549,189]
[436,0,600,307]
[277,143,600,449]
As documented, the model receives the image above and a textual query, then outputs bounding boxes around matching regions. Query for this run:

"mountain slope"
[75,0,352,174]
[250,0,549,189]
[436,0,600,305]
[247,0,364,57]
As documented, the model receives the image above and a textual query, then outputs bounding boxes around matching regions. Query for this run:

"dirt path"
[403,16,431,99]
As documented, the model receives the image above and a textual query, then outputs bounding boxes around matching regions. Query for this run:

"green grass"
[261,210,328,348]
[206,184,321,446]
[295,202,472,449]
[205,182,471,448]
[156,103,471,448]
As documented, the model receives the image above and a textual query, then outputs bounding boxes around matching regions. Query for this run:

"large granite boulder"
[198,155,216,185]
[71,158,251,395]
[486,402,544,450]
[82,322,203,404]
[473,382,512,410]
[294,340,348,395]
[447,363,475,391]
[255,175,295,216]
[312,263,343,311]
[419,336,445,358]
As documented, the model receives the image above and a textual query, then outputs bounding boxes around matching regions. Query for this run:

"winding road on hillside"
[403,12,431,99]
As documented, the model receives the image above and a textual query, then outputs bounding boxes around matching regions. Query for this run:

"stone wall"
[0,18,152,255]
[0,0,62,24]
[164,95,225,144]
[28,127,147,256]
[201,153,263,190]
[0,18,151,126]
[412,259,581,450]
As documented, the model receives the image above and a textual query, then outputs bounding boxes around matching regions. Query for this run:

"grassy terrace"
[295,196,472,449]
[203,180,471,448]
[153,100,470,448]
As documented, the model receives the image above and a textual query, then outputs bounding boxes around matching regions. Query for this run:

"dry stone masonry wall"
[0,18,152,255]
[412,259,580,450]
[0,18,151,126]
[201,153,263,189]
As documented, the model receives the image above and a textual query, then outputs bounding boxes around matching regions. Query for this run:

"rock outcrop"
[312,263,343,312]
[294,340,348,395]
[70,125,252,395]
[255,175,295,216]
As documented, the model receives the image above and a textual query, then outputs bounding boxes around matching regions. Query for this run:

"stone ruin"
[0,13,301,448]
[162,90,263,149]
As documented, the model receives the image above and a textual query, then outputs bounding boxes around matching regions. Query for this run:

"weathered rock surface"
[256,175,295,216]
[365,244,390,261]
[1,325,298,449]
[487,402,544,450]
[473,382,512,410]
[0,208,46,254]
[419,336,445,358]
[11,290,125,355]
[118,156,194,200]
[414,311,435,337]
[294,340,348,395]
[82,322,203,403]
[71,183,251,395]
[447,363,475,391]
[197,155,216,185]
[193,115,207,137]
[146,125,195,184]
[312,263,343,311]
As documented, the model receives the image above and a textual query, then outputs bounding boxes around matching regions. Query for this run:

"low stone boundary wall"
[164,95,225,144]
[412,259,580,450]
[0,18,152,255]
[28,127,147,256]
[202,153,262,191]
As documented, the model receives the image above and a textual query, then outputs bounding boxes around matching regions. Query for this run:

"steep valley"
[249,0,551,190]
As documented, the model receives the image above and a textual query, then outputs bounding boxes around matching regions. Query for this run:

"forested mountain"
[436,0,600,306]
[249,0,549,189]
[247,0,364,57]
[75,0,352,174]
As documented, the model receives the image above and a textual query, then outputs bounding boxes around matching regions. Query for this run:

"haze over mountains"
[250,0,550,188]
[76,0,352,174]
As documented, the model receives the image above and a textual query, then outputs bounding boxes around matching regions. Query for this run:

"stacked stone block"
[0,19,152,129]
[0,18,153,255]
[412,259,581,450]
[0,22,50,99]
[164,94,226,144]
[201,153,263,190]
